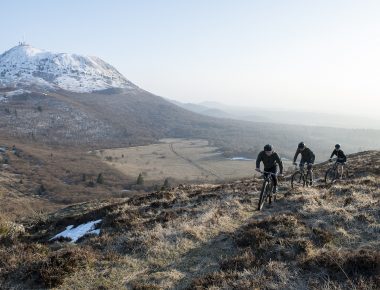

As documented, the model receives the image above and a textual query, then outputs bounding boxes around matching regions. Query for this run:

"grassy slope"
[0,151,378,289]
[0,137,132,220]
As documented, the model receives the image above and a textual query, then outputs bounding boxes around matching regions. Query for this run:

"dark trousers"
[300,159,313,180]
[337,157,347,163]
[264,166,278,187]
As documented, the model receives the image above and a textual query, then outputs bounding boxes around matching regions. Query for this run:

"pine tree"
[136,173,144,185]
[96,173,104,184]
[163,178,170,189]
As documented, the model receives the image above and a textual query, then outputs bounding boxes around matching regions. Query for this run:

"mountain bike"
[291,163,313,188]
[324,160,349,184]
[257,170,278,211]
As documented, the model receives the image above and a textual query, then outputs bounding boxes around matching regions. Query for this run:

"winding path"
[169,142,222,180]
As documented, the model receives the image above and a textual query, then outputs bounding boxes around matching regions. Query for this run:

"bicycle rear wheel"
[325,168,337,184]
[258,181,268,211]
[342,168,349,180]
[291,171,305,188]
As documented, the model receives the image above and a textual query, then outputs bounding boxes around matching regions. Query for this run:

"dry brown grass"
[0,150,378,289]
[38,246,97,288]
[0,136,132,220]
[94,138,293,185]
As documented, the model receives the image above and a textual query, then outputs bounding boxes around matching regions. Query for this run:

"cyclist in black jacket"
[255,144,283,193]
[293,142,315,185]
[329,144,347,163]
[293,142,315,167]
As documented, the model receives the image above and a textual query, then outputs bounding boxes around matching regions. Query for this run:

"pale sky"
[1,0,379,118]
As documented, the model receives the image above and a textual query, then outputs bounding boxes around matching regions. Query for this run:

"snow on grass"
[229,157,253,161]
[50,219,102,243]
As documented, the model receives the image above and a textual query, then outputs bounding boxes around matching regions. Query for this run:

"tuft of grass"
[37,246,97,288]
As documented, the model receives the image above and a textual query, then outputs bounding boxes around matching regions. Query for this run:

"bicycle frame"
[257,170,278,210]
[332,161,345,178]
[262,171,277,179]
[325,159,348,184]
[291,163,312,188]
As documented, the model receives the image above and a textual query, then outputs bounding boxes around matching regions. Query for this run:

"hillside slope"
[1,87,380,161]
[1,45,380,159]
[0,151,378,289]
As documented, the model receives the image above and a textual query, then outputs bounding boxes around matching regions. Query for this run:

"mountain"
[168,99,232,119]
[196,101,380,130]
[0,150,378,289]
[0,44,379,160]
[0,43,135,93]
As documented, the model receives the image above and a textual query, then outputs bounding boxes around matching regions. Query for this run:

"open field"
[94,139,291,184]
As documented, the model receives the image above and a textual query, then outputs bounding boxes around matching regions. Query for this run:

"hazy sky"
[1,0,379,118]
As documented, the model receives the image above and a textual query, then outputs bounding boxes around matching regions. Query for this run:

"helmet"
[335,144,341,149]
[264,144,273,151]
[298,142,305,149]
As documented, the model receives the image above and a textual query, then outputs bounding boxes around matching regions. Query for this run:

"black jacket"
[256,151,283,173]
[293,147,315,163]
[330,149,346,160]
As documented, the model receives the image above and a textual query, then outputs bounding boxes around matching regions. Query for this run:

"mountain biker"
[293,142,315,184]
[329,144,347,163]
[255,144,283,193]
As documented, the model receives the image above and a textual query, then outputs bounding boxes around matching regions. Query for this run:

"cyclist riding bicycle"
[293,142,315,184]
[255,144,283,193]
[329,144,347,163]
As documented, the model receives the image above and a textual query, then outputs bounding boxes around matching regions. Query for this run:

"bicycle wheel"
[325,168,337,184]
[268,182,273,204]
[291,171,305,188]
[258,181,268,211]
[342,168,349,180]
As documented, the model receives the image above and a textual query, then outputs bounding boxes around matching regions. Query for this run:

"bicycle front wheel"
[268,182,273,204]
[258,181,268,211]
[291,171,305,189]
[325,168,337,184]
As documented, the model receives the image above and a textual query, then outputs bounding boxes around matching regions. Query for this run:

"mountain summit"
[0,43,136,92]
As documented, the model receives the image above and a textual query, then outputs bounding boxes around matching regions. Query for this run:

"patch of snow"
[50,219,102,243]
[5,89,30,96]
[230,157,254,161]
[0,44,136,93]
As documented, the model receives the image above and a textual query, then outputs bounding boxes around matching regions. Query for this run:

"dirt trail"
[169,142,222,179]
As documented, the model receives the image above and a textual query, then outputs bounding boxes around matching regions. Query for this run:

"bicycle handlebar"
[258,170,280,176]
[328,158,345,163]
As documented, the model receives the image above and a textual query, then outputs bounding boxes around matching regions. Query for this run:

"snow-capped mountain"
[0,43,136,93]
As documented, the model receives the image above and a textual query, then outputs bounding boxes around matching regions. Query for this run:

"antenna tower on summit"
[18,35,28,46]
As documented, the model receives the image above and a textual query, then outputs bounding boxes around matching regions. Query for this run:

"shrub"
[162,178,171,190]
[87,181,96,187]
[38,247,96,288]
[37,184,47,195]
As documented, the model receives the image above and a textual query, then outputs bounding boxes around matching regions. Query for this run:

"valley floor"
[94,138,292,184]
